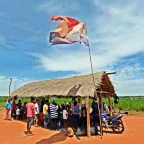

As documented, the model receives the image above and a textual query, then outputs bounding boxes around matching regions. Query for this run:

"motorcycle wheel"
[112,120,125,134]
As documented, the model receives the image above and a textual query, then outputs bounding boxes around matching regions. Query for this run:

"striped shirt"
[49,103,58,118]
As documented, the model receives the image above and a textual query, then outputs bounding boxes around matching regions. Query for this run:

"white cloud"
[31,0,144,95]
[109,62,144,96]
[33,0,144,72]
[37,0,80,14]
[0,75,33,96]
[0,34,13,49]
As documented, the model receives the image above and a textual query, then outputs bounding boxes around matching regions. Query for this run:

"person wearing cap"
[80,101,87,128]
[49,100,58,130]
[26,97,36,136]
[5,97,13,120]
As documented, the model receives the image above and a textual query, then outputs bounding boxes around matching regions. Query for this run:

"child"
[62,106,68,129]
[16,106,20,120]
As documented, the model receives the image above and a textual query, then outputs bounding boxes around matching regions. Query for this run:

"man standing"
[43,100,50,128]
[34,99,40,127]
[5,97,13,120]
[91,97,100,135]
[26,97,35,136]
[49,100,58,130]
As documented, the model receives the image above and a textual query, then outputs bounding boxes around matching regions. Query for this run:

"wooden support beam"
[106,72,116,75]
[108,95,112,116]
[86,96,91,137]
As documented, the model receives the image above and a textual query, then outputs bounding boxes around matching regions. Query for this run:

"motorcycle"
[101,113,125,134]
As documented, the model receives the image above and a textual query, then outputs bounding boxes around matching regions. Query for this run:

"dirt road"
[0,110,144,144]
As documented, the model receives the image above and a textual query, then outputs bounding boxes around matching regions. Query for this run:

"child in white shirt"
[16,106,20,120]
[63,106,68,128]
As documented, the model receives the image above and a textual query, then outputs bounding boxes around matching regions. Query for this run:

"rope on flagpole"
[88,45,103,139]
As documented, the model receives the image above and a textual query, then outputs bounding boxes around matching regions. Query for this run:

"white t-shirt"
[35,103,39,114]
[63,110,68,119]
[16,109,20,115]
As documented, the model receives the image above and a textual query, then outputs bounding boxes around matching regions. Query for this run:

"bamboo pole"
[86,96,91,137]
[88,46,96,87]
[88,44,102,138]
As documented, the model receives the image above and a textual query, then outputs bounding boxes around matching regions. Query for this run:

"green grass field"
[0,96,144,112]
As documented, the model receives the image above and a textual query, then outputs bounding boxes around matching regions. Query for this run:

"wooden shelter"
[10,71,115,98]
[10,71,116,137]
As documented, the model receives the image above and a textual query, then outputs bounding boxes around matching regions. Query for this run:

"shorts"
[27,117,34,126]
[6,109,11,115]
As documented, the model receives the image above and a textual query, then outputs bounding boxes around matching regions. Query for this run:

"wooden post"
[94,91,103,139]
[108,95,112,116]
[9,78,12,96]
[86,96,91,137]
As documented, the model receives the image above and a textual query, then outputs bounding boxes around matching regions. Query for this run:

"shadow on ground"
[35,131,67,144]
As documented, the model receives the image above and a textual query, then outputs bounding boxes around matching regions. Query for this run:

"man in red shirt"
[26,97,36,136]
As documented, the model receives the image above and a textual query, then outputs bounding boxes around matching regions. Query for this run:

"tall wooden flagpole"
[88,45,103,139]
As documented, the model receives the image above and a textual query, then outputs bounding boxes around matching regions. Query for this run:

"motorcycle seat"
[108,115,117,120]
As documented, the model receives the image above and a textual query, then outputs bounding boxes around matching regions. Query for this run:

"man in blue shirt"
[5,97,13,120]
[72,101,80,129]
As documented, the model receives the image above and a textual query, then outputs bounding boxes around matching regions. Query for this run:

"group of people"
[5,97,27,120]
[5,96,113,136]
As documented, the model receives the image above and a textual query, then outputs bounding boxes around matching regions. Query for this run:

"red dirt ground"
[0,110,144,144]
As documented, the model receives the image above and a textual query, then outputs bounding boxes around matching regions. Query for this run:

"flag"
[49,16,89,46]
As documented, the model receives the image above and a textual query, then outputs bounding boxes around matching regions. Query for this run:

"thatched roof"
[10,71,115,98]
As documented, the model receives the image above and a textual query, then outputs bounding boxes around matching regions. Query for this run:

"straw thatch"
[10,71,115,98]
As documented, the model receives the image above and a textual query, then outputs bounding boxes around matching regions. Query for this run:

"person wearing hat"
[49,100,58,130]
[80,101,87,128]
[67,127,74,137]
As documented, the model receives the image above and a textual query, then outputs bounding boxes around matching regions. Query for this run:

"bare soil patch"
[0,110,144,144]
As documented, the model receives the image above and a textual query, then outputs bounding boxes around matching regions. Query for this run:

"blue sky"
[0,0,144,96]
